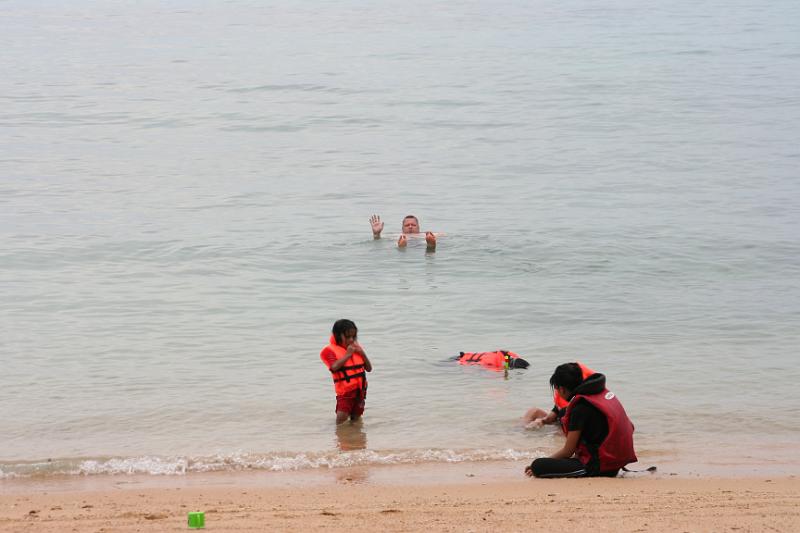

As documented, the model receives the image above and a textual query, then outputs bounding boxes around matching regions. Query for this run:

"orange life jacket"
[322,335,367,395]
[457,350,527,370]
[553,362,595,409]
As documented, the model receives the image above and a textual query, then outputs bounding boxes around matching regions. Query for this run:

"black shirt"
[567,399,609,472]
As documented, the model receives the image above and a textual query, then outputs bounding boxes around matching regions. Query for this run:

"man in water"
[370,214,436,251]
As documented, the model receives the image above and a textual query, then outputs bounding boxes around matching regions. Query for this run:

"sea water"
[2,0,799,478]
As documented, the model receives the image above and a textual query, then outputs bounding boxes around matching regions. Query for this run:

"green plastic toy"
[188,511,205,529]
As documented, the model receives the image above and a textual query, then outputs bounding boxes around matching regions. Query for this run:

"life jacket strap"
[333,371,366,383]
[330,363,365,382]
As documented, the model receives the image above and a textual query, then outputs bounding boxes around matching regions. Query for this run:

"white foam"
[1,448,535,478]
[78,456,188,476]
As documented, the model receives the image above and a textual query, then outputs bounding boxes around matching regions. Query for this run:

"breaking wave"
[0,448,534,479]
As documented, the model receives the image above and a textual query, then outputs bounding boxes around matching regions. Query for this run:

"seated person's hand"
[397,234,407,247]
[525,418,545,430]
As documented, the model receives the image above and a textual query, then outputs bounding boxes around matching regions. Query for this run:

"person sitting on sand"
[522,361,595,429]
[369,214,437,251]
[525,363,637,478]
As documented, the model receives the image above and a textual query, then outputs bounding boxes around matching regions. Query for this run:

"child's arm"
[530,409,558,428]
[549,430,581,460]
[351,341,372,372]
[360,349,372,372]
[329,349,355,372]
[328,343,372,372]
[542,409,558,425]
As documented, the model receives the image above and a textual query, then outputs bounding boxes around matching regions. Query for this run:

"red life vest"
[458,350,523,370]
[561,389,637,472]
[553,362,594,409]
[321,336,367,395]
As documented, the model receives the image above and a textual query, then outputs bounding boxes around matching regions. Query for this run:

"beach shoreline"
[2,462,798,532]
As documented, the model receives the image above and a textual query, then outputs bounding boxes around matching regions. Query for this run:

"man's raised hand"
[370,214,384,238]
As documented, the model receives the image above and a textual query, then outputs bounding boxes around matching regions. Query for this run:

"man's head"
[401,215,420,234]
[549,363,584,402]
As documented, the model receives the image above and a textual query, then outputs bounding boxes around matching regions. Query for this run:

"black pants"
[529,458,619,479]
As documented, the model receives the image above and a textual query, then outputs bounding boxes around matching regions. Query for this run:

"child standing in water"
[320,319,373,424]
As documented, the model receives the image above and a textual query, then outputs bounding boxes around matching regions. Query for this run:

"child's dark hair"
[549,363,584,392]
[332,319,358,343]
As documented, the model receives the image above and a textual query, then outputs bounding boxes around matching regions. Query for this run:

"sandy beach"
[2,462,797,533]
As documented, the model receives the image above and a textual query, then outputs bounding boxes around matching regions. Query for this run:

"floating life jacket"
[553,362,594,410]
[561,375,637,472]
[322,335,367,395]
[457,350,529,370]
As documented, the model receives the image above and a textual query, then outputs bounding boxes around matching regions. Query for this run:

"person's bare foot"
[425,231,436,250]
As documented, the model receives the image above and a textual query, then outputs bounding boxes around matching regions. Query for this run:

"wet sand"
[1,462,798,532]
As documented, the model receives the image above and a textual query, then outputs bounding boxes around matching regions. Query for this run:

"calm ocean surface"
[2,0,799,478]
